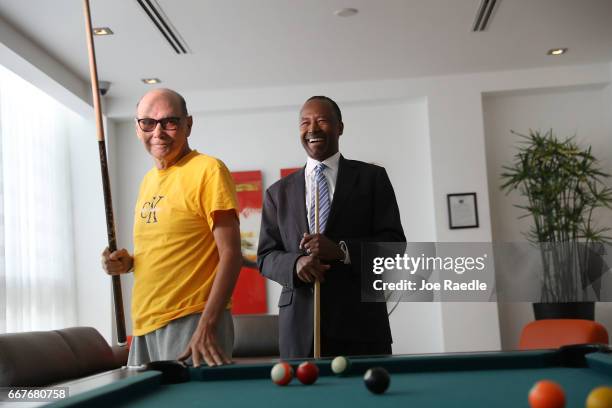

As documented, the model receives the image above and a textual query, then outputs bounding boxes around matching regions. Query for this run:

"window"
[0,65,77,333]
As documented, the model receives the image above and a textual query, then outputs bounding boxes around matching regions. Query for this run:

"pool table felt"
[49,350,612,408]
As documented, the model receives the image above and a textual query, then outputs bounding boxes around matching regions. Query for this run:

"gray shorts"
[127,310,234,366]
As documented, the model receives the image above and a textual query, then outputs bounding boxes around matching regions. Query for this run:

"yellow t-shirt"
[131,150,238,336]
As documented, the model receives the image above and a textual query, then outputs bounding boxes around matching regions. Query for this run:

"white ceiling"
[0,0,611,103]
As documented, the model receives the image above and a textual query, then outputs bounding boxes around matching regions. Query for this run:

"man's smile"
[150,140,172,148]
[305,134,326,145]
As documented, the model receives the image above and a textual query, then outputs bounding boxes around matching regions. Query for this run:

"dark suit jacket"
[257,156,405,358]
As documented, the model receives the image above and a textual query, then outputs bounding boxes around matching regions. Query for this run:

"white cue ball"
[331,356,350,375]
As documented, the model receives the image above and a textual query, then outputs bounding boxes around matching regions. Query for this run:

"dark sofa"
[0,327,127,386]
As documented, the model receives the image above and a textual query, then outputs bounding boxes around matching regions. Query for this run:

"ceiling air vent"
[472,0,499,32]
[136,0,190,54]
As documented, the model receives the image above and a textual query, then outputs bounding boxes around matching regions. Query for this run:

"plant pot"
[532,302,594,320]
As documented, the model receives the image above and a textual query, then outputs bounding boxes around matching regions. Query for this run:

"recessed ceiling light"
[334,8,358,17]
[547,48,568,56]
[141,78,161,84]
[93,27,113,36]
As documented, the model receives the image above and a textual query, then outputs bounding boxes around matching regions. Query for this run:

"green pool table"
[49,346,612,408]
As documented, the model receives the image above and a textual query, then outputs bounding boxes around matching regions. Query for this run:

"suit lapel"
[326,156,357,232]
[287,167,309,236]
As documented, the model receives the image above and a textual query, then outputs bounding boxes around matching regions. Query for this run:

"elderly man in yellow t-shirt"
[101,88,242,367]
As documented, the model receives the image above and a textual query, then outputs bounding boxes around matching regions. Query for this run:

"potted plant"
[501,129,612,320]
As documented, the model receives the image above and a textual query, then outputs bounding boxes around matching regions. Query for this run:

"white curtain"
[0,66,77,333]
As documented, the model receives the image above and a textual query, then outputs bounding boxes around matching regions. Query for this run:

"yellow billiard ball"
[586,386,612,408]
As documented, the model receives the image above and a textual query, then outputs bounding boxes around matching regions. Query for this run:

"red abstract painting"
[230,171,267,314]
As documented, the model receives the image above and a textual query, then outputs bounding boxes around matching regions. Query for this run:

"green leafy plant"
[501,129,612,302]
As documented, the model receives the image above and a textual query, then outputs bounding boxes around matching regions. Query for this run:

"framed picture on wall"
[447,192,479,229]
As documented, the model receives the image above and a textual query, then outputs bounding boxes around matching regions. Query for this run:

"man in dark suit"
[257,96,405,358]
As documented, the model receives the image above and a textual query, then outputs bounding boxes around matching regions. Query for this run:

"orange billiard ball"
[528,380,566,408]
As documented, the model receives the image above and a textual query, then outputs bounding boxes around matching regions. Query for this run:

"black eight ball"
[363,366,390,394]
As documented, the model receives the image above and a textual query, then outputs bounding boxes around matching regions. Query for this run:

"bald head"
[137,88,188,117]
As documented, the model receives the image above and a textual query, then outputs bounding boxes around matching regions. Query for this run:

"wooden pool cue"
[313,183,321,359]
[83,0,127,346]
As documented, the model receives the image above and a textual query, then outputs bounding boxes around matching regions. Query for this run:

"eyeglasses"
[136,117,183,132]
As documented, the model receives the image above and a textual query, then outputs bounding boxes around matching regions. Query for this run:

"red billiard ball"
[296,361,319,385]
[528,380,566,408]
[270,362,293,386]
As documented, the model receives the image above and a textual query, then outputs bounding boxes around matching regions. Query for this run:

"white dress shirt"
[303,151,349,263]
[304,151,340,225]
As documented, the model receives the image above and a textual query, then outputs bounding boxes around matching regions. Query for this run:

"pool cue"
[313,182,321,359]
[83,0,127,346]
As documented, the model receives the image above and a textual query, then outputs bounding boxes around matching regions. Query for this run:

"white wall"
[426,89,501,352]
[483,84,612,349]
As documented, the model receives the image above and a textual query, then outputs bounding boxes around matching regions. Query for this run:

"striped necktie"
[309,163,330,234]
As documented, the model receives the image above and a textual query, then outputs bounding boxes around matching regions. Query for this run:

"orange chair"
[519,319,609,350]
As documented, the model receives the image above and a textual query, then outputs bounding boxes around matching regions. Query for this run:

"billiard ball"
[528,380,565,408]
[331,356,351,376]
[363,367,390,394]
[296,361,319,385]
[270,362,293,386]
[586,386,612,408]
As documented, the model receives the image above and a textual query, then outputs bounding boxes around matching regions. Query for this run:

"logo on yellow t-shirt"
[140,195,164,224]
